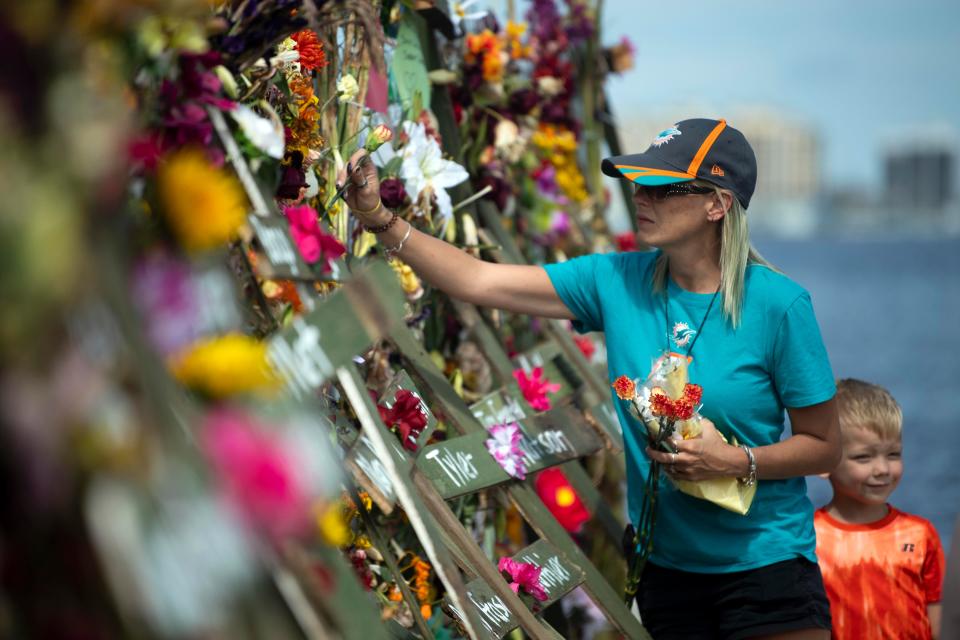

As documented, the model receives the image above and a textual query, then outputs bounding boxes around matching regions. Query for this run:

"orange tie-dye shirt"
[814,507,944,640]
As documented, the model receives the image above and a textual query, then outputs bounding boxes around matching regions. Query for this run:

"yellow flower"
[389,258,424,300]
[157,150,247,252]
[337,73,360,101]
[170,333,278,397]
[315,501,351,546]
[506,20,527,39]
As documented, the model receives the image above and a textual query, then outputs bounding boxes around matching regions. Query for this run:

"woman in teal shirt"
[343,118,841,639]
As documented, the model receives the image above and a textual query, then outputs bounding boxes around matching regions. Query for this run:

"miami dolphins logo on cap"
[651,125,681,147]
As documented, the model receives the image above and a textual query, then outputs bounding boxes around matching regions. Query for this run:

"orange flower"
[465,30,504,83]
[612,375,636,400]
[291,29,327,71]
[262,279,304,313]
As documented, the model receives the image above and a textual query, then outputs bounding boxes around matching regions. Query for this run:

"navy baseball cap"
[601,118,758,209]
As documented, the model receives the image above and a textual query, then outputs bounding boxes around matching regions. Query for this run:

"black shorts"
[637,557,832,640]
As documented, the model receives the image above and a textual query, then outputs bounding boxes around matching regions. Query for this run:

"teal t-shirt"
[544,250,835,573]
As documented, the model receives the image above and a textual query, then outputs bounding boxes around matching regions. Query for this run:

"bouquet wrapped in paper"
[613,353,756,516]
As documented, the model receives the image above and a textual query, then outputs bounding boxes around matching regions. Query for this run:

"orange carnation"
[612,375,636,400]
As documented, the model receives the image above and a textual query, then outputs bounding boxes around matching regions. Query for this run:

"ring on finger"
[670,452,677,465]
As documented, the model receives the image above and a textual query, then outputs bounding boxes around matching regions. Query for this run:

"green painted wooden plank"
[444,539,583,639]
[336,366,491,640]
[267,262,405,399]
[507,483,651,640]
[288,543,391,640]
[246,212,315,281]
[417,407,601,500]
[444,579,517,640]
[388,325,490,437]
[418,432,508,499]
[514,539,585,608]
[345,432,400,514]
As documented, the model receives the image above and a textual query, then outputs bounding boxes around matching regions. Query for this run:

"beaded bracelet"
[362,210,399,234]
[352,196,383,217]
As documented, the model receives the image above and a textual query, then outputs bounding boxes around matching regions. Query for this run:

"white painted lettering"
[426,448,478,488]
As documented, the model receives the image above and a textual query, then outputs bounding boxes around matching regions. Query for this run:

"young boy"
[815,378,945,639]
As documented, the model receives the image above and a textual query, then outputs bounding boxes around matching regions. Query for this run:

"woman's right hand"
[338,148,390,229]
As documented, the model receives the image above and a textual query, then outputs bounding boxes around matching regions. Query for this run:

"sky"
[495,0,960,190]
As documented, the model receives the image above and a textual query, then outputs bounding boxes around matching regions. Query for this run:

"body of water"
[754,235,960,547]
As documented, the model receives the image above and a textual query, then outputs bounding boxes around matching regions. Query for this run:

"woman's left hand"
[645,417,745,482]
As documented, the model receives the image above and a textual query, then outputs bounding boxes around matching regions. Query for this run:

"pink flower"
[282,204,346,272]
[497,557,549,602]
[485,422,526,479]
[201,409,311,540]
[513,367,561,412]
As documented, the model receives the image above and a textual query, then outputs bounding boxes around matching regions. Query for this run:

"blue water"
[753,236,960,547]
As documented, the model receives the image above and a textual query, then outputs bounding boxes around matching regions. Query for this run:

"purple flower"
[131,253,201,356]
[548,210,571,235]
[508,88,540,116]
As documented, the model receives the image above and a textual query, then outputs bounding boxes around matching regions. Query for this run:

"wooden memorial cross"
[262,261,495,639]
[385,325,650,639]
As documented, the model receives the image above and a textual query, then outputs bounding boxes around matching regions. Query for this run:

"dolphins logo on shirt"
[671,321,696,348]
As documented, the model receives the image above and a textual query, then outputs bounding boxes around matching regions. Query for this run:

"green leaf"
[393,11,431,113]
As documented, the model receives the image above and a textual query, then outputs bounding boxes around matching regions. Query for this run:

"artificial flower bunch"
[614,354,758,602]
[613,353,705,450]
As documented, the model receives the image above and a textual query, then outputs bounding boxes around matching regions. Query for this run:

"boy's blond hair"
[835,378,902,440]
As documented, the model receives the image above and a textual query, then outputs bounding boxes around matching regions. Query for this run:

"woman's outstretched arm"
[339,149,575,320]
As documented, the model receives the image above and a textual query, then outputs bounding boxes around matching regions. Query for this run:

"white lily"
[451,0,488,32]
[398,121,469,222]
[230,103,284,159]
